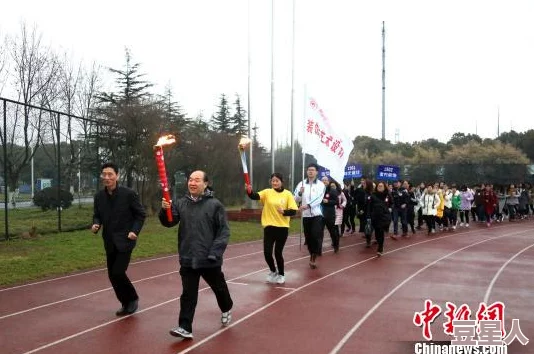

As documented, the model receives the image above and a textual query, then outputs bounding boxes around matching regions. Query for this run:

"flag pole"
[270,0,276,174]
[299,84,307,251]
[247,0,253,187]
[289,0,296,190]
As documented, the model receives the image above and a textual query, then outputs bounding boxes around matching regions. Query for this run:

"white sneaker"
[276,274,285,284]
[452,226,456,230]
[221,311,232,326]
[459,222,464,227]
[169,326,193,339]
[266,271,278,283]
[465,223,469,227]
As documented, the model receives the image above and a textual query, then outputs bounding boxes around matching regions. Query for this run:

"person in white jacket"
[294,163,326,269]
[420,185,441,235]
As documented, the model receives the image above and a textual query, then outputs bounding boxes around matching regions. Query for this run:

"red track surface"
[1,221,533,354]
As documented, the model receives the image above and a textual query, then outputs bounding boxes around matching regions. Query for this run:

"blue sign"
[344,163,363,179]
[318,167,330,179]
[376,165,400,181]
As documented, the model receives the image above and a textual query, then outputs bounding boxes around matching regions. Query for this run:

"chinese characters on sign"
[413,300,528,348]
[306,119,345,159]
[344,163,363,179]
[377,165,400,181]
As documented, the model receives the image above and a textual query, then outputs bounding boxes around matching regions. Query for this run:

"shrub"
[33,187,74,211]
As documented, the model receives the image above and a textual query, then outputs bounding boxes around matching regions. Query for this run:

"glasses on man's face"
[188,178,204,183]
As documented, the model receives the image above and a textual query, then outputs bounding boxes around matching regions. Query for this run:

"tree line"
[1,23,533,214]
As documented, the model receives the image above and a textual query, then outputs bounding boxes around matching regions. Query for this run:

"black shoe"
[125,299,139,314]
[116,305,128,316]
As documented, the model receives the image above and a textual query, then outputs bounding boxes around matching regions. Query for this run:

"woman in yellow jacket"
[246,173,298,284]
[435,187,449,231]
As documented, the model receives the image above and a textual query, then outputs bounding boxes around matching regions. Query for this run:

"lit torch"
[154,134,177,222]
[238,137,252,188]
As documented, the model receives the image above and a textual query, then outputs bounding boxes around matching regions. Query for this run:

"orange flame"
[238,137,252,150]
[155,134,177,148]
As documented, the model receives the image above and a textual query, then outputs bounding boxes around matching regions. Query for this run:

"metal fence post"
[3,99,8,240]
[57,112,62,232]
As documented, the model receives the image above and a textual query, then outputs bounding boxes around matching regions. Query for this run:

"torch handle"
[239,149,251,187]
[162,190,173,222]
[243,172,251,186]
[155,146,173,222]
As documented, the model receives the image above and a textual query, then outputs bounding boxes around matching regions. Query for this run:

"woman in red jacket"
[482,184,497,227]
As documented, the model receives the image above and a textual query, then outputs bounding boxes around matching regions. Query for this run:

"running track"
[1,221,533,354]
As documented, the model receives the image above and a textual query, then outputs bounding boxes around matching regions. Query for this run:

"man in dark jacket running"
[92,162,146,316]
[160,170,233,340]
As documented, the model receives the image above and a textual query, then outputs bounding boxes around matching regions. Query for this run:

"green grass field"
[0,207,301,286]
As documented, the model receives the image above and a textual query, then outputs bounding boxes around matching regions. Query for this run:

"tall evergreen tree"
[158,84,188,135]
[94,48,156,188]
[211,94,232,133]
[231,94,248,136]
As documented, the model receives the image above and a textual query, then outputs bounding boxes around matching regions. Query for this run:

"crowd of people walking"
[93,161,533,340]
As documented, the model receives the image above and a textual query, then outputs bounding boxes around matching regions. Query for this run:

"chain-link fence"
[1,97,105,240]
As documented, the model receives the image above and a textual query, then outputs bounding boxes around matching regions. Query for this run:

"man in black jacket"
[91,162,146,316]
[391,180,410,238]
[160,170,233,340]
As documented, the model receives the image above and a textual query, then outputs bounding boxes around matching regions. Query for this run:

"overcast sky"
[1,0,534,148]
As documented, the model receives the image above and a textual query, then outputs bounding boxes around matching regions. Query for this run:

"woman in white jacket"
[420,185,441,235]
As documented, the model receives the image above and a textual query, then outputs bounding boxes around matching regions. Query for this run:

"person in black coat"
[365,181,392,256]
[342,180,356,234]
[160,170,233,340]
[354,178,368,234]
[92,162,146,316]
[321,177,340,253]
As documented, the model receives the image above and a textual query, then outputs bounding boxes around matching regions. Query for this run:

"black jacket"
[159,189,230,269]
[321,187,339,221]
[392,187,410,208]
[93,185,146,253]
[366,190,392,231]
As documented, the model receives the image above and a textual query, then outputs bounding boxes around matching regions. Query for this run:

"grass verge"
[0,215,301,287]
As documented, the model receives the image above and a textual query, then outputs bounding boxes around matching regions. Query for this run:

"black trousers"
[106,249,138,306]
[323,215,339,249]
[366,224,385,253]
[302,216,324,256]
[264,226,289,275]
[357,212,366,232]
[342,206,356,233]
[179,266,233,333]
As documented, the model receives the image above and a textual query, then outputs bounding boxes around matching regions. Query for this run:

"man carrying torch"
[160,170,234,340]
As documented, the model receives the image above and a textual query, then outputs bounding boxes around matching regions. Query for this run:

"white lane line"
[1,237,340,319]
[328,229,531,354]
[0,254,176,292]
[483,242,534,304]
[20,226,503,353]
[0,271,176,321]
[177,227,525,353]
[227,282,249,286]
[0,235,309,292]
[19,239,368,354]
[19,258,304,354]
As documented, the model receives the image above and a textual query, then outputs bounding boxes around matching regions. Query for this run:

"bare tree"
[52,52,83,193]
[0,31,8,95]
[0,22,59,205]
[76,62,102,191]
